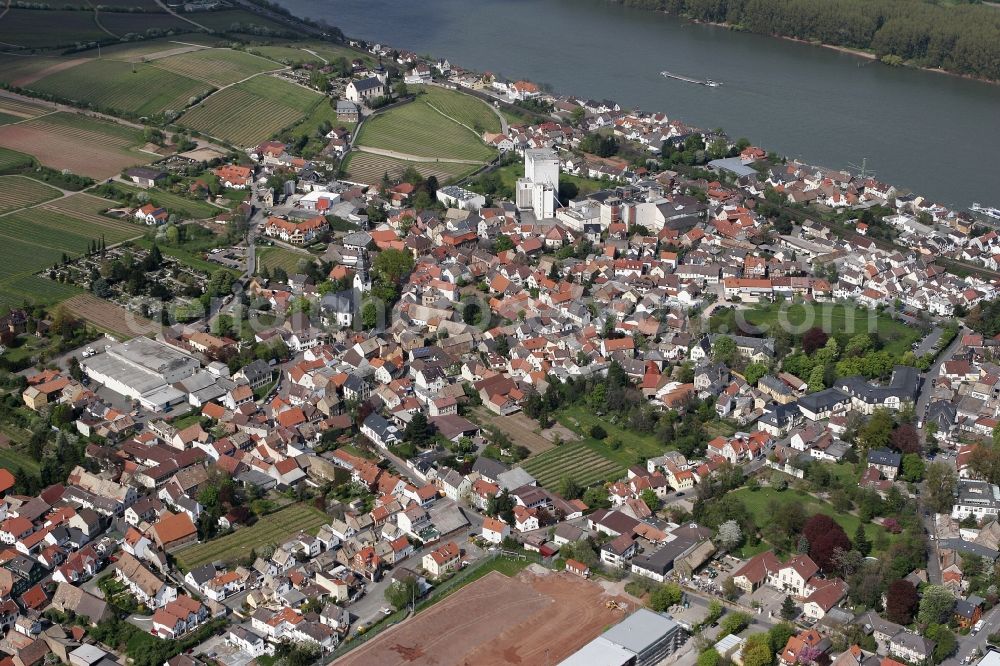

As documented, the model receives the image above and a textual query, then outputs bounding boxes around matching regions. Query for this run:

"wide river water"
[276,0,1000,209]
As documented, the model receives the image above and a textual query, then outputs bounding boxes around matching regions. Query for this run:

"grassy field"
[0,9,108,48]
[522,442,624,490]
[179,75,322,146]
[0,148,34,173]
[174,504,329,570]
[341,152,476,185]
[709,303,921,356]
[256,246,314,275]
[132,237,218,273]
[153,48,280,86]
[0,112,151,179]
[556,405,672,467]
[0,176,62,215]
[0,445,42,476]
[356,92,496,162]
[112,183,223,220]
[491,162,605,199]
[419,86,501,134]
[29,59,211,117]
[0,113,19,127]
[729,487,896,551]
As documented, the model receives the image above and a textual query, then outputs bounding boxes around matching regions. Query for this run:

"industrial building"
[559,609,686,666]
[82,337,199,411]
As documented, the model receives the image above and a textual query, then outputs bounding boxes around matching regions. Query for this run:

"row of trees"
[621,0,1000,81]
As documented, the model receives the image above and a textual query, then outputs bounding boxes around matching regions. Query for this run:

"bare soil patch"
[62,294,160,339]
[335,568,628,666]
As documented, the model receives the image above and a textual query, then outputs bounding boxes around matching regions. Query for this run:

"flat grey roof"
[601,608,679,654]
[558,637,634,666]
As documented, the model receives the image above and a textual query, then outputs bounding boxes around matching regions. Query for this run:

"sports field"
[153,48,280,87]
[179,75,322,146]
[256,246,314,275]
[28,59,210,118]
[0,112,150,178]
[341,152,476,185]
[522,442,624,490]
[173,503,329,571]
[0,176,62,215]
[356,90,496,162]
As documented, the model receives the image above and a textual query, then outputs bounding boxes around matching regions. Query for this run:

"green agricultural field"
[418,86,501,134]
[0,176,62,215]
[256,246,315,275]
[0,193,140,306]
[341,152,476,186]
[0,9,108,48]
[356,91,496,162]
[98,10,192,36]
[174,504,329,571]
[0,148,34,173]
[0,276,81,310]
[728,487,898,552]
[0,113,19,127]
[153,48,280,87]
[523,442,624,490]
[248,45,327,66]
[191,9,294,34]
[709,303,921,356]
[29,60,211,118]
[179,75,322,147]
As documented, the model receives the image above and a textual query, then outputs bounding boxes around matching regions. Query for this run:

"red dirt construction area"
[334,566,633,666]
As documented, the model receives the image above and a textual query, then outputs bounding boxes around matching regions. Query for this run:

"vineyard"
[179,76,321,147]
[29,60,211,118]
[0,112,149,178]
[342,152,476,185]
[153,48,280,87]
[0,148,33,172]
[522,443,624,490]
[0,192,141,307]
[174,504,330,571]
[0,176,61,215]
[62,294,160,339]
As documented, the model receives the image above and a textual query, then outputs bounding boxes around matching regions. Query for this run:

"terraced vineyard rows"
[0,175,61,214]
[179,77,321,147]
[0,276,79,310]
[29,60,211,117]
[174,504,329,570]
[0,97,49,119]
[154,49,280,86]
[522,443,624,489]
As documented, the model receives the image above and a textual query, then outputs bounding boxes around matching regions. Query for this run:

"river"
[276,0,1000,209]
